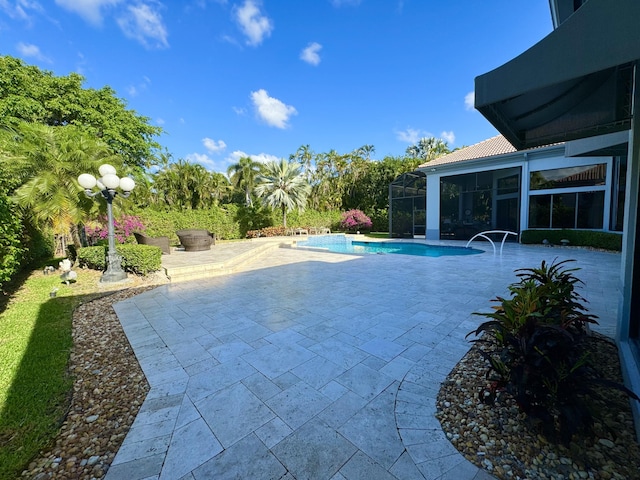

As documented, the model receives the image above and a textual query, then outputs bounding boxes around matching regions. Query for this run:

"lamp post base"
[101,251,128,283]
[100,271,128,283]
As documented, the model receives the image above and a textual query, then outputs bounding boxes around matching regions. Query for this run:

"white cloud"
[300,42,322,66]
[234,0,272,46]
[396,127,431,144]
[203,137,226,154]
[441,130,455,145]
[156,118,165,125]
[117,2,168,48]
[232,106,247,115]
[1,0,44,22]
[16,42,51,62]
[227,150,278,165]
[464,91,475,111]
[55,0,122,25]
[250,89,297,129]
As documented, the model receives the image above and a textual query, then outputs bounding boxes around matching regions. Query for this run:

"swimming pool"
[296,235,483,257]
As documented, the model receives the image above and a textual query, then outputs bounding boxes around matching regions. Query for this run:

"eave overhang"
[475,0,640,150]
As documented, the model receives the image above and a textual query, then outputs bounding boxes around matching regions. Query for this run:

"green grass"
[0,267,102,479]
[365,232,390,239]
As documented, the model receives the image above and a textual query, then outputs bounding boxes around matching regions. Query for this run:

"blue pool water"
[296,235,483,257]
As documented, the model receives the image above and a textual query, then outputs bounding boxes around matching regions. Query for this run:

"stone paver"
[107,240,620,479]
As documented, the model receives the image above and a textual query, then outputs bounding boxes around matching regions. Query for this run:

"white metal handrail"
[465,230,518,255]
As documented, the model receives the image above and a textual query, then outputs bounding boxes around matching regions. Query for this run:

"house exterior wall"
[419,145,617,240]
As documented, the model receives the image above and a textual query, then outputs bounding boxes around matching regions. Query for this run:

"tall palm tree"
[290,144,314,183]
[1,122,121,248]
[227,156,261,207]
[254,159,311,228]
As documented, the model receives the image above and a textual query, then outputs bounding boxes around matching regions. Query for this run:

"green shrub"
[77,244,162,275]
[520,229,622,251]
[468,259,638,444]
[369,208,389,232]
[118,245,162,275]
[0,193,24,290]
[133,205,242,242]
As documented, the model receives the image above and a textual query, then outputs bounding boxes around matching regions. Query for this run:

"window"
[528,191,604,229]
[530,164,606,190]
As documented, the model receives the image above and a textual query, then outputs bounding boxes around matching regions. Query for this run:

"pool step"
[164,241,283,283]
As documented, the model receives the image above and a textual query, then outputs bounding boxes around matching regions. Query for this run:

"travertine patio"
[104,239,620,479]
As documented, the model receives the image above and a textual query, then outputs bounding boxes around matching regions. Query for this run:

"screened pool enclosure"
[389,171,426,238]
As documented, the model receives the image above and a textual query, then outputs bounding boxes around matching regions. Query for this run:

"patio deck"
[105,240,621,479]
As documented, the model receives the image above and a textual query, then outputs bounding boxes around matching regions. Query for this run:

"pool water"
[296,235,483,257]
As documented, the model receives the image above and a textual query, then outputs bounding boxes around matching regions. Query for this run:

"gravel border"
[436,335,640,480]
[22,285,158,479]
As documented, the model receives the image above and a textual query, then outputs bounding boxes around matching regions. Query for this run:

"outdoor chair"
[134,232,171,255]
[176,229,216,251]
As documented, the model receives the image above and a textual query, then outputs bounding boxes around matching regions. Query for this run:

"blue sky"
[1,0,553,173]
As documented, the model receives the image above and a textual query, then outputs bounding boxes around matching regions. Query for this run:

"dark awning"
[475,0,640,150]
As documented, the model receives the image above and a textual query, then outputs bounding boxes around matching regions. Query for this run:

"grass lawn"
[0,266,103,479]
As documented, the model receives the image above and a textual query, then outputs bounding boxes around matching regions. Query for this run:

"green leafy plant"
[77,244,161,275]
[468,259,638,444]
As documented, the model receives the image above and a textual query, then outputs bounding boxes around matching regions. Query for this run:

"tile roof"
[420,134,517,168]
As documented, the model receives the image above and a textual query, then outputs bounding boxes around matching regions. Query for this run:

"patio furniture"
[176,229,215,251]
[134,232,171,255]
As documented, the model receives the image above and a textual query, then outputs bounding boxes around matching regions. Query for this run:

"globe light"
[77,173,97,190]
[79,165,131,283]
[98,164,117,177]
[119,176,136,192]
[101,173,120,189]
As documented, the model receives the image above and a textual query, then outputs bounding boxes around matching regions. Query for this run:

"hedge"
[77,244,162,275]
[0,193,24,290]
[520,229,622,251]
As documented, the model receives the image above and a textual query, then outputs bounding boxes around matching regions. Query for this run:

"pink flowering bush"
[85,215,146,245]
[340,209,372,232]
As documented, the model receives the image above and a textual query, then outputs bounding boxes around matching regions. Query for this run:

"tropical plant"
[468,259,639,444]
[227,156,262,207]
[85,215,146,245]
[0,192,24,291]
[340,209,372,232]
[153,159,227,210]
[254,159,311,228]
[0,122,122,248]
[406,136,450,162]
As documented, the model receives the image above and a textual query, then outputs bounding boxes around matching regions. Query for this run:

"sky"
[0,0,554,173]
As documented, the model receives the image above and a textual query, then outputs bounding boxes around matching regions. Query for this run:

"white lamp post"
[78,164,135,283]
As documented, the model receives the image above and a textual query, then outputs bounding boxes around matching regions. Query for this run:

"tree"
[0,122,123,249]
[290,144,315,183]
[406,137,450,163]
[153,159,226,210]
[0,55,162,170]
[254,159,311,228]
[227,156,261,207]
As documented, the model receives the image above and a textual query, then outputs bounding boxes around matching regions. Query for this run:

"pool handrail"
[465,230,518,255]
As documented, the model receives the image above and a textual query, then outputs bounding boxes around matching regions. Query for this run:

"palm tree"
[290,144,314,183]
[227,156,261,207]
[1,122,121,250]
[254,159,311,228]
[153,159,218,209]
[406,137,450,162]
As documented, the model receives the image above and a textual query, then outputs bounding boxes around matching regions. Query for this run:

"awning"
[475,0,640,150]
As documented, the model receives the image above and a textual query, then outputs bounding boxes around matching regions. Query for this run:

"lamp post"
[78,164,135,283]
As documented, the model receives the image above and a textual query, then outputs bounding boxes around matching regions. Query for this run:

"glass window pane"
[577,191,604,229]
[529,195,551,228]
[552,193,577,228]
[498,174,519,195]
[530,164,606,190]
